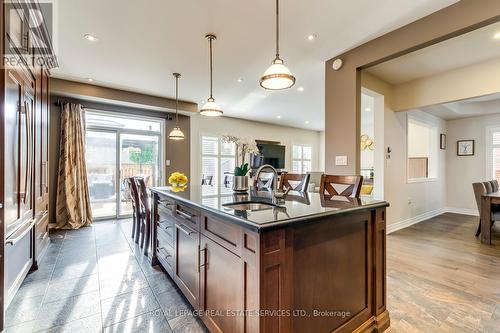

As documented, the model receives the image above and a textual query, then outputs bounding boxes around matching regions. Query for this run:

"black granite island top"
[150,185,389,231]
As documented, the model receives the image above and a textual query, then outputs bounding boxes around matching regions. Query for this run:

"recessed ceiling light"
[494,32,500,40]
[84,34,98,42]
[305,120,310,124]
[365,107,372,112]
[276,115,282,119]
[237,78,244,83]
[307,34,317,41]
[297,87,304,92]
[86,78,94,82]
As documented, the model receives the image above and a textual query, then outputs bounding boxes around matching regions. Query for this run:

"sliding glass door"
[85,111,164,220]
[119,133,160,215]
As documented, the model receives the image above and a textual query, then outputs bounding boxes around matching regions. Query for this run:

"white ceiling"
[51,0,458,131]
[367,21,500,85]
[421,92,500,120]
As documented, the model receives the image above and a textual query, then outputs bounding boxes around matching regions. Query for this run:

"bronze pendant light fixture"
[260,0,296,90]
[200,34,223,116]
[168,73,185,140]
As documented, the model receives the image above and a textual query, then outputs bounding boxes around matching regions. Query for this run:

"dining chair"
[278,173,311,192]
[472,181,500,237]
[201,175,214,185]
[125,177,141,244]
[319,174,363,198]
[135,177,151,255]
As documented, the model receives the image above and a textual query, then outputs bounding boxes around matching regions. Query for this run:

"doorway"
[85,111,164,219]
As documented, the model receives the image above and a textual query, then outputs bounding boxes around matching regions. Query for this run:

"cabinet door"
[174,222,200,308]
[200,235,244,333]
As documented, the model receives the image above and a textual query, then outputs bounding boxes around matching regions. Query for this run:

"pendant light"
[260,0,296,90]
[200,34,223,116]
[169,73,185,140]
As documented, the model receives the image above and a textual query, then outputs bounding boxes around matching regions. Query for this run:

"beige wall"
[445,114,500,214]
[49,82,193,222]
[325,0,500,175]
[393,57,500,111]
[362,73,447,229]
[190,114,323,187]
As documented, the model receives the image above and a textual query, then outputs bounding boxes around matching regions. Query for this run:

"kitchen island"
[150,185,390,333]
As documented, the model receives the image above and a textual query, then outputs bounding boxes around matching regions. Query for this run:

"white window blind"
[292,145,312,174]
[201,136,236,196]
[487,128,500,181]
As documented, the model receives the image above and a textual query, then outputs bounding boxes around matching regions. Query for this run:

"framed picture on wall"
[440,134,446,150]
[457,140,474,156]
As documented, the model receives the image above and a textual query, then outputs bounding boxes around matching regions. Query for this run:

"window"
[201,136,236,196]
[487,127,500,182]
[407,115,438,181]
[292,145,312,173]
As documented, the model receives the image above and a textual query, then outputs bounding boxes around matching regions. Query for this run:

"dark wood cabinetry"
[151,190,389,333]
[1,0,54,328]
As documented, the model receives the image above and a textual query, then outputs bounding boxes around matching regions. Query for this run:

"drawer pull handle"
[157,247,172,258]
[158,224,173,230]
[177,224,196,236]
[176,209,195,221]
[199,248,207,272]
[6,219,36,246]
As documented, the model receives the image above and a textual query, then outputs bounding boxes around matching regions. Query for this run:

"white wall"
[384,109,447,230]
[190,115,323,187]
[445,114,500,214]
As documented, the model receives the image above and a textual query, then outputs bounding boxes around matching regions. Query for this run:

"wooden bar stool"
[319,174,363,198]
[278,173,311,192]
[125,177,141,244]
[135,177,151,255]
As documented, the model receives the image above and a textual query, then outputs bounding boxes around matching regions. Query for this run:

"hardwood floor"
[387,213,500,333]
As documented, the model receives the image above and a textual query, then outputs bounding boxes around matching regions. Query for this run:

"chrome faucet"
[254,164,278,191]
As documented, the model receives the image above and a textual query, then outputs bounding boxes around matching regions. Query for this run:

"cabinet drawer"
[157,224,174,248]
[175,203,200,231]
[202,214,242,256]
[157,244,174,269]
[158,199,175,217]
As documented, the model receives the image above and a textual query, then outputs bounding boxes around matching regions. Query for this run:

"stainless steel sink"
[223,201,276,211]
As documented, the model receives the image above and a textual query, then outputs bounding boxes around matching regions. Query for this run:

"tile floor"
[5,219,208,333]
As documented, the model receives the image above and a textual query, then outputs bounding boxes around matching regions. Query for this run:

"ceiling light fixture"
[169,73,185,140]
[86,78,94,82]
[365,107,372,112]
[260,0,296,90]
[276,115,282,119]
[84,34,98,42]
[200,34,223,117]
[297,86,304,92]
[307,34,317,41]
[494,32,500,40]
[305,120,310,124]
[237,78,244,83]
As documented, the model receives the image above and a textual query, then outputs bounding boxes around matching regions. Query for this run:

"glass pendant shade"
[169,72,185,140]
[169,126,185,140]
[200,34,223,117]
[199,97,223,117]
[260,57,296,90]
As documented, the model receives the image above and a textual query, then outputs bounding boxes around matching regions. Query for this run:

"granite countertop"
[150,185,389,231]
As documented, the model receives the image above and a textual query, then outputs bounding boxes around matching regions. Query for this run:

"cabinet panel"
[200,235,244,333]
[174,222,200,308]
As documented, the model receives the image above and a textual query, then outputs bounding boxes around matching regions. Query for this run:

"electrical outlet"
[165,160,171,167]
[335,155,348,166]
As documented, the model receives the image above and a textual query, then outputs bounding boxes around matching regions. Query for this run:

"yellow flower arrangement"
[168,172,188,186]
[171,184,188,192]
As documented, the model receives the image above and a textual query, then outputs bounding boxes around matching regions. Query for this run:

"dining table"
[480,191,500,244]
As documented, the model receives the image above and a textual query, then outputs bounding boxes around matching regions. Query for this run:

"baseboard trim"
[387,208,445,234]
[387,207,479,234]
[444,207,479,217]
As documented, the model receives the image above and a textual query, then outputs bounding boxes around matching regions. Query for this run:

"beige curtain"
[55,103,93,229]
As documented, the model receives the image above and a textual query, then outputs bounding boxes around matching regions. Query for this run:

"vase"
[232,176,249,192]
